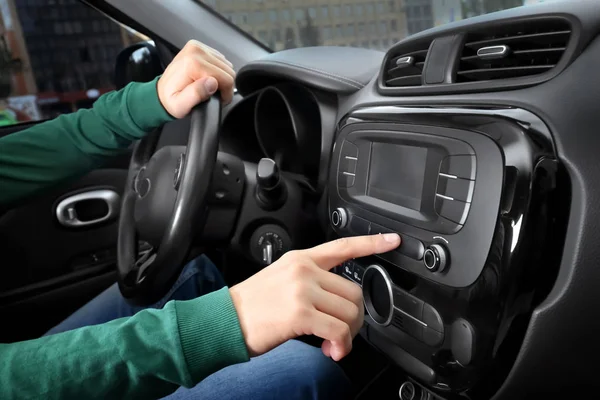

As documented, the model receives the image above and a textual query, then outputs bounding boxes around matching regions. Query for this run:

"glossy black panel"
[331,106,567,398]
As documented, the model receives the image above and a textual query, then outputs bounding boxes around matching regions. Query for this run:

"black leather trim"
[236,46,384,96]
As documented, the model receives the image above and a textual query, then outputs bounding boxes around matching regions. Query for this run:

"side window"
[0,0,148,126]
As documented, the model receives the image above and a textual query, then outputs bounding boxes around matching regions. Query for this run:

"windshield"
[202,0,561,51]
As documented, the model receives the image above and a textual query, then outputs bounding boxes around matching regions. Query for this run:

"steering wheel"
[117,97,221,305]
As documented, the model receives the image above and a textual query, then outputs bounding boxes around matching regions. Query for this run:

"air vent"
[383,41,432,87]
[457,19,572,82]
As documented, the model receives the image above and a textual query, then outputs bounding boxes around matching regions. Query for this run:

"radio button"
[398,235,425,261]
[423,327,444,347]
[369,222,390,235]
[339,141,359,182]
[340,140,359,159]
[340,157,357,174]
[350,216,371,235]
[393,288,423,320]
[435,195,471,225]
[342,261,354,278]
[437,176,475,203]
[440,155,476,180]
[423,304,444,332]
[424,244,449,273]
[338,171,355,187]
[353,264,365,284]
[398,313,424,342]
[370,223,425,261]
[331,207,348,228]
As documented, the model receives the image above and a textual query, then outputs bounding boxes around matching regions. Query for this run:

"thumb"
[321,339,333,357]
[172,76,218,117]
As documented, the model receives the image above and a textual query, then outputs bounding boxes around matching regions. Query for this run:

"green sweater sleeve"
[0,76,172,206]
[0,287,250,399]
[0,80,250,396]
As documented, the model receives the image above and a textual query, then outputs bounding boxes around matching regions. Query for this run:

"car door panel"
[0,120,130,341]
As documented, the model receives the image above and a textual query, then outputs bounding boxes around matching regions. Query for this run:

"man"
[0,40,401,399]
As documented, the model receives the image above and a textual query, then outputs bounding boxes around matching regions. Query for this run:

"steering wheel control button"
[363,265,394,326]
[451,318,476,366]
[434,195,471,225]
[393,288,424,320]
[423,244,448,273]
[440,155,476,180]
[437,175,475,203]
[331,207,348,229]
[350,215,371,235]
[256,158,286,210]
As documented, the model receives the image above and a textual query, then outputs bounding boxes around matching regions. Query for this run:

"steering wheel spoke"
[117,97,221,305]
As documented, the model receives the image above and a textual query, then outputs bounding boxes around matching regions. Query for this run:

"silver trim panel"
[363,264,395,326]
[435,193,454,201]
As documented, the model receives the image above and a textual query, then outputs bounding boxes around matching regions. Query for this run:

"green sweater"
[0,78,249,399]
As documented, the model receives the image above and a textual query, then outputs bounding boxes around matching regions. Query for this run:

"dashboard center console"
[330,120,503,288]
[329,106,564,397]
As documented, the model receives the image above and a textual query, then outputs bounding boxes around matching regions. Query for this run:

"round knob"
[423,244,448,272]
[362,264,394,326]
[331,207,348,228]
[399,381,421,400]
[257,158,280,189]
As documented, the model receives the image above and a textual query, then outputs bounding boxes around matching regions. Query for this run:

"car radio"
[328,107,561,397]
[328,121,503,288]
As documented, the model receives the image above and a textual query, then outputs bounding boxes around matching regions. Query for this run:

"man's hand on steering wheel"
[157,39,236,117]
[117,40,235,304]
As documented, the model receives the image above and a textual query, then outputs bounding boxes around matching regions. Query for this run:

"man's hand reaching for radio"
[229,233,401,361]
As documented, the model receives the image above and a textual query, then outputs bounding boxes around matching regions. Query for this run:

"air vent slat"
[387,64,422,76]
[461,47,566,62]
[385,75,422,87]
[382,40,432,88]
[457,19,571,83]
[390,49,428,63]
[465,30,571,50]
[458,65,554,80]
[465,31,571,50]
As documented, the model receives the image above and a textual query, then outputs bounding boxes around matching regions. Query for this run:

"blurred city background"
[0,0,556,125]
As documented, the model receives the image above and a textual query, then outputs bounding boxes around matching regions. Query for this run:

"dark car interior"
[2,0,600,398]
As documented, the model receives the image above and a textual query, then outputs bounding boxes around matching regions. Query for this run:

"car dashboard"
[214,1,600,398]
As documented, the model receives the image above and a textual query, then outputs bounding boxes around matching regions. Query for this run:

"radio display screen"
[367,143,428,211]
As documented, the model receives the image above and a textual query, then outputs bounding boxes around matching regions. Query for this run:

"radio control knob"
[424,244,448,272]
[331,207,348,228]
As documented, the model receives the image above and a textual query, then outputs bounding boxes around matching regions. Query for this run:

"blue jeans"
[45,255,352,400]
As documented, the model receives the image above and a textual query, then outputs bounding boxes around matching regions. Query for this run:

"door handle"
[56,189,121,228]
